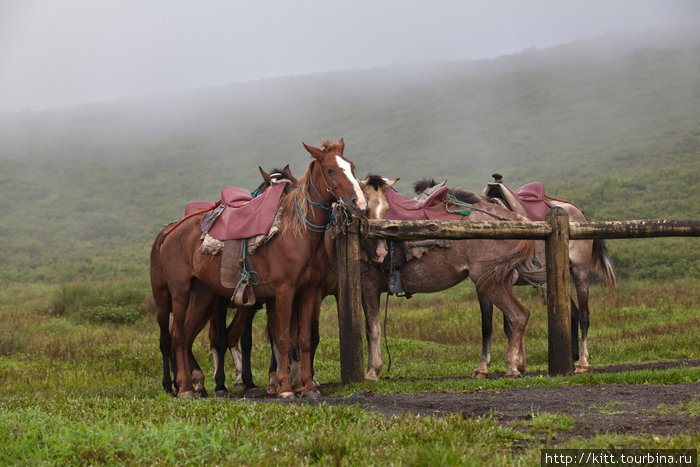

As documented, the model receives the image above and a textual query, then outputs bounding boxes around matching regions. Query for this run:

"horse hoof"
[574,365,590,374]
[473,371,488,379]
[312,377,321,388]
[215,390,228,399]
[243,386,261,398]
[233,381,244,389]
[278,391,295,399]
[302,390,321,399]
[505,370,521,378]
[177,391,199,399]
[364,371,378,382]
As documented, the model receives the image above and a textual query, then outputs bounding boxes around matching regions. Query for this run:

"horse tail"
[592,238,617,293]
[476,239,539,290]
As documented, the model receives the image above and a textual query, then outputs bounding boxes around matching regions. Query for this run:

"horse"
[151,166,296,397]
[360,178,543,380]
[224,174,395,395]
[154,138,366,398]
[414,178,617,375]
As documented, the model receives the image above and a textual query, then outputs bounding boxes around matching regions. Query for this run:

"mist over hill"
[1,30,698,282]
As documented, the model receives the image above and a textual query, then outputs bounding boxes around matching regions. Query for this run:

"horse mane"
[413,178,440,195]
[320,138,342,151]
[364,173,389,191]
[279,159,317,238]
[448,187,489,205]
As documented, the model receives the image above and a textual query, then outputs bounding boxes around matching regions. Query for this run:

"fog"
[1,0,698,111]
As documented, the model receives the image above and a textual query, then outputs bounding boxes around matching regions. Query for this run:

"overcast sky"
[1,0,698,111]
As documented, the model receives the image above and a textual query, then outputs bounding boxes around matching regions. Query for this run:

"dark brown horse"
[361,178,542,380]
[415,179,617,375]
[152,166,297,396]
[154,139,366,398]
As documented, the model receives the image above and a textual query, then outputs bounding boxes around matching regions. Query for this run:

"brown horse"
[361,178,542,380]
[226,174,395,395]
[415,179,617,375]
[151,166,297,396]
[154,139,366,398]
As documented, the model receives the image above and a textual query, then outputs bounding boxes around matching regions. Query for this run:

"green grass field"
[0,278,697,465]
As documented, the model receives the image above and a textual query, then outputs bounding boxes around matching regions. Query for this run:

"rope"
[383,291,392,372]
[233,239,261,299]
[444,194,508,220]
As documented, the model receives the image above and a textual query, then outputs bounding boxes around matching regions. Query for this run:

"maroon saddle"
[385,186,465,221]
[184,183,286,241]
[482,180,552,221]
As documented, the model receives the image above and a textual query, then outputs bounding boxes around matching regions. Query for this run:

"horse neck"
[281,161,333,239]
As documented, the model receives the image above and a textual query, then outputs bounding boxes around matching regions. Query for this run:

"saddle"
[481,174,552,221]
[383,187,459,294]
[183,182,287,307]
[385,186,453,220]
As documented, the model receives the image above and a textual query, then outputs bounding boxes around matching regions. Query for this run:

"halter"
[294,160,336,232]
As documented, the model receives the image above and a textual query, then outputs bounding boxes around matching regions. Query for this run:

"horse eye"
[327,168,334,175]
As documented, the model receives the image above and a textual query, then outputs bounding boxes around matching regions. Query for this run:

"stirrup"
[232,281,256,307]
[388,270,404,294]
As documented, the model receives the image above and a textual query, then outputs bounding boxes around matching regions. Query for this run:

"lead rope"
[383,290,392,372]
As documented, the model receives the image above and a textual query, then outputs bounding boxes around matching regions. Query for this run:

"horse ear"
[259,166,271,184]
[282,164,299,185]
[338,138,345,151]
[302,142,324,160]
[385,178,399,189]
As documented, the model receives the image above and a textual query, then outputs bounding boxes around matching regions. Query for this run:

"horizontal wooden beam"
[569,219,700,239]
[364,219,700,241]
[364,219,551,240]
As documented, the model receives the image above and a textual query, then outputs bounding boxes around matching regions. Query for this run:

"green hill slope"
[1,32,698,282]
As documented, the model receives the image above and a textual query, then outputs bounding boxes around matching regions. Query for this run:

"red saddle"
[514,182,552,221]
[184,183,286,241]
[385,186,464,221]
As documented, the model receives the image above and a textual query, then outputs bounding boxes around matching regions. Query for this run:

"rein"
[444,193,508,220]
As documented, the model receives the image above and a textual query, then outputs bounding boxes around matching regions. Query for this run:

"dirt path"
[248,360,700,440]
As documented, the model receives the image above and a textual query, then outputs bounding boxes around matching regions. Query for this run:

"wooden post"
[545,207,573,376]
[335,218,365,383]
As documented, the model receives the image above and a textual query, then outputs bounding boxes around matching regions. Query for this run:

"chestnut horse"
[224,174,395,395]
[414,179,617,375]
[155,139,366,398]
[151,166,297,396]
[361,179,543,380]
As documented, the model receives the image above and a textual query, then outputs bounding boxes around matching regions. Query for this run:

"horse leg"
[270,289,295,398]
[170,292,196,397]
[361,281,383,381]
[297,288,322,397]
[211,297,229,398]
[239,306,257,392]
[225,308,245,389]
[475,292,494,378]
[480,284,530,378]
[571,267,591,373]
[156,292,174,394]
[311,298,322,387]
[570,298,580,362]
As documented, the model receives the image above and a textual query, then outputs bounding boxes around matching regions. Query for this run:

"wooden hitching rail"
[334,209,700,382]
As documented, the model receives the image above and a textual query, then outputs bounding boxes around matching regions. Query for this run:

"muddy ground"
[245,360,700,440]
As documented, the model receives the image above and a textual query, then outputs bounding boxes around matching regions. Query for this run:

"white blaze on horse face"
[335,155,367,210]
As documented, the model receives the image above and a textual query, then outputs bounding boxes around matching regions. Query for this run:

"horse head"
[302,138,367,216]
[413,178,447,201]
[359,174,399,264]
[256,165,298,195]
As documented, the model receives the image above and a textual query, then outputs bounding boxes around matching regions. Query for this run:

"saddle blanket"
[184,183,286,241]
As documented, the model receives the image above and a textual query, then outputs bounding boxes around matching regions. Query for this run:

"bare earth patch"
[245,360,700,440]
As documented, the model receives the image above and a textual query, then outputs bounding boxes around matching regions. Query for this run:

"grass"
[0,278,698,464]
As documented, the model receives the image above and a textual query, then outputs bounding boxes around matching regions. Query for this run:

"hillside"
[0,31,698,282]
